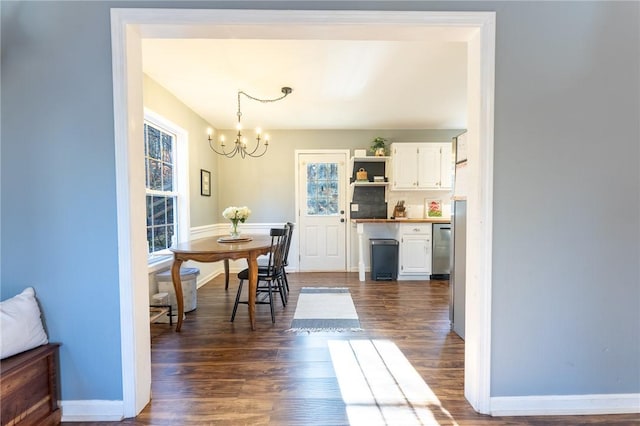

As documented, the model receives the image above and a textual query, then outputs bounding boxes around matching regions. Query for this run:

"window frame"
[144,108,190,266]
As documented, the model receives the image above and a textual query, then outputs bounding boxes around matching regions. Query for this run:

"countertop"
[352,218,450,224]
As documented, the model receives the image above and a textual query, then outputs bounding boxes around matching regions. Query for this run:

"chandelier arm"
[243,139,268,157]
[209,138,240,158]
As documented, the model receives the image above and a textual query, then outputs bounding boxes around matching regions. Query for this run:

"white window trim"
[144,108,191,265]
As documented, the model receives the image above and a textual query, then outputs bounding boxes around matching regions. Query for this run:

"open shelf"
[350,155,390,219]
[351,156,391,162]
[351,181,389,187]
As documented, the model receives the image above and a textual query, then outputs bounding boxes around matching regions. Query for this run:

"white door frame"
[111,9,495,418]
[294,149,351,272]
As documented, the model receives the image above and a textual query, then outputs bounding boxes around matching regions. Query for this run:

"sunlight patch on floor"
[328,339,458,426]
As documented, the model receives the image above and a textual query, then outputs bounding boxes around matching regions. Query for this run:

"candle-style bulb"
[256,127,262,135]
[207,128,213,138]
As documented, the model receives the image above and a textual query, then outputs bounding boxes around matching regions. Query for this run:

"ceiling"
[142,34,469,131]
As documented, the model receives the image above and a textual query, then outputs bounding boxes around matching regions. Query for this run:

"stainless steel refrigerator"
[450,132,467,339]
[450,200,466,339]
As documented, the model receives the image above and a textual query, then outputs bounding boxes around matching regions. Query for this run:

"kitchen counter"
[352,217,450,281]
[352,218,450,224]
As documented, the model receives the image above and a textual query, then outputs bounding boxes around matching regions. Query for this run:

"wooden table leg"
[224,259,230,290]
[171,259,184,332]
[247,254,258,331]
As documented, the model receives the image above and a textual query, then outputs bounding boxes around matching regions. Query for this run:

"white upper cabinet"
[391,142,452,190]
[390,143,420,189]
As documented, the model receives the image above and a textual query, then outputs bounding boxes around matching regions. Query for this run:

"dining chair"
[257,222,294,295]
[230,228,287,323]
[281,222,294,294]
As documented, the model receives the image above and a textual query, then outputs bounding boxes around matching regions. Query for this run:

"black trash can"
[370,238,399,281]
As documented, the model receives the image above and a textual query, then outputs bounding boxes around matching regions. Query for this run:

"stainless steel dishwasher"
[431,223,451,279]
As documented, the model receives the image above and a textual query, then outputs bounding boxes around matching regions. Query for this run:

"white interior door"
[297,151,348,271]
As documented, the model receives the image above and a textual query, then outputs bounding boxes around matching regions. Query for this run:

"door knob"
[340,218,345,223]
[340,210,345,214]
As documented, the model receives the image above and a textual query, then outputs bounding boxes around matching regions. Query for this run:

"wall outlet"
[351,204,359,212]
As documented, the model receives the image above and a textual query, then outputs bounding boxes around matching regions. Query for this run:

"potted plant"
[370,137,387,156]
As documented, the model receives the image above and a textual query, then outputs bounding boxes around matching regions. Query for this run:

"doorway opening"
[111,9,495,417]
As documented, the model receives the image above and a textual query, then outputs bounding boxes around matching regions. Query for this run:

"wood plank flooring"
[64,273,639,425]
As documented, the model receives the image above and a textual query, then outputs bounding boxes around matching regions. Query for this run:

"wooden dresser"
[1,343,61,426]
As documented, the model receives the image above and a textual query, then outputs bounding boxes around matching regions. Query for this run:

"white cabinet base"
[397,224,432,280]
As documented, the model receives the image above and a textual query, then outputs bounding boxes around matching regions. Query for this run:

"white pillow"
[0,287,49,359]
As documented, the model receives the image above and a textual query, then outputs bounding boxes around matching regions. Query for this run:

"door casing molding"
[111,8,495,418]
[294,149,351,272]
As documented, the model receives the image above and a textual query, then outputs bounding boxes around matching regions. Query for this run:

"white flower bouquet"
[222,206,251,222]
[222,206,251,237]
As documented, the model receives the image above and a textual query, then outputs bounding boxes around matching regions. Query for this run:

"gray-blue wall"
[490,1,639,396]
[2,0,638,404]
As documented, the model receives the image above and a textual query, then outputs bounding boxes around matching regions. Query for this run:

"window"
[143,109,190,266]
[145,122,177,255]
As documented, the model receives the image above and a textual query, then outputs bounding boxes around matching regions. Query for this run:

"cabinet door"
[417,144,441,189]
[399,224,432,275]
[391,143,418,190]
[400,234,431,274]
[439,142,453,189]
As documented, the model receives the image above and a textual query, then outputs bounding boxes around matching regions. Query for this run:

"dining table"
[169,234,273,331]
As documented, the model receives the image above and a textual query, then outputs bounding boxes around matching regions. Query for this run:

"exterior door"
[297,151,348,271]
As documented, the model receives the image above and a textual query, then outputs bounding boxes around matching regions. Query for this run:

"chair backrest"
[265,228,287,274]
[283,222,294,267]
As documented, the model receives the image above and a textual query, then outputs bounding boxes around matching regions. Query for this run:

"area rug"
[288,287,363,332]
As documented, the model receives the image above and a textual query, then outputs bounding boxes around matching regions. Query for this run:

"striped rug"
[288,287,362,332]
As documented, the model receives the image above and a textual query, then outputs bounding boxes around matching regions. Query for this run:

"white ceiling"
[142,34,469,131]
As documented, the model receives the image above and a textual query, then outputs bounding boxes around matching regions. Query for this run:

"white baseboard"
[490,393,640,416]
[60,400,124,422]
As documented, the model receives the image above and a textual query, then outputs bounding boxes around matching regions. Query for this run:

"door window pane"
[306,162,339,216]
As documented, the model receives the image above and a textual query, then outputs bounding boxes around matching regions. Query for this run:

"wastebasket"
[156,267,200,323]
[370,239,399,281]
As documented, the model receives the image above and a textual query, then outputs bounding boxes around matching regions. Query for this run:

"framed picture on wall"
[200,169,211,196]
[425,198,443,217]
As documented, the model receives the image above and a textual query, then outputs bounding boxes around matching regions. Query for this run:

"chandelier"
[207,86,293,159]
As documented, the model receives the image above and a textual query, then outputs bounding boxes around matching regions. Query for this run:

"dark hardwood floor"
[65,273,639,425]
